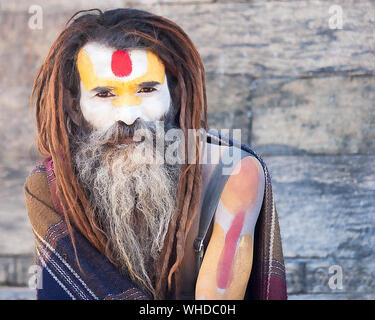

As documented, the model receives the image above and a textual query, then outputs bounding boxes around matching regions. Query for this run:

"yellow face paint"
[76,42,171,129]
[77,48,166,107]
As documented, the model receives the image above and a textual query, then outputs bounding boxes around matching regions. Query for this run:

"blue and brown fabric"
[24,158,149,300]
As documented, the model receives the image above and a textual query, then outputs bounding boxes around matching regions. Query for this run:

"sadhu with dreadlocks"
[24,8,287,300]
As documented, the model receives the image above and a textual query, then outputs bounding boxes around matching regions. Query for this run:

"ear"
[63,91,83,126]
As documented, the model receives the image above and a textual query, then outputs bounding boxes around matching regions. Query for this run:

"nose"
[121,115,140,126]
[116,107,142,126]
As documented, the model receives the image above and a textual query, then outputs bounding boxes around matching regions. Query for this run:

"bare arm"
[195,156,265,299]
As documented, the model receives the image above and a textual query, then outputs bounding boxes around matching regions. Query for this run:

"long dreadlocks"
[31,8,207,299]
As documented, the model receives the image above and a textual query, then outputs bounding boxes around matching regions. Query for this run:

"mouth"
[103,120,149,146]
[116,136,146,145]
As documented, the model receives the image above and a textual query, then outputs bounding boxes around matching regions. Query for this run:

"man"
[25,8,286,300]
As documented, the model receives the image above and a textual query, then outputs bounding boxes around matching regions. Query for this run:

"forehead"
[77,42,165,90]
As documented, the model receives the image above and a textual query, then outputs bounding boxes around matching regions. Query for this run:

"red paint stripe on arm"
[216,211,246,290]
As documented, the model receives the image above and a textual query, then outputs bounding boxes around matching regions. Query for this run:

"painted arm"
[195,156,265,299]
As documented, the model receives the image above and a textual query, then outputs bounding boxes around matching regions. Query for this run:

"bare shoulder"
[221,152,265,216]
[201,142,265,193]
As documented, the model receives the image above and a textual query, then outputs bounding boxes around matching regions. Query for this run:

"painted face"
[77,42,171,130]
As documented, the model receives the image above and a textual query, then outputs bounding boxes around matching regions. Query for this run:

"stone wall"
[0,0,374,299]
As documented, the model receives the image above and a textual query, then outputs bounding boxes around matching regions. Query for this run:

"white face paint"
[77,42,171,130]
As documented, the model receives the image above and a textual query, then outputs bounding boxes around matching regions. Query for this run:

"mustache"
[94,119,156,146]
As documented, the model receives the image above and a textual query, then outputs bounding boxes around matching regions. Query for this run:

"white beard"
[71,121,180,295]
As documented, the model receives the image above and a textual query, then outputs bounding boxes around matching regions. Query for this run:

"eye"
[137,87,157,94]
[95,90,115,98]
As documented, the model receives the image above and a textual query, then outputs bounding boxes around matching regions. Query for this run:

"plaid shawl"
[24,132,287,300]
[24,158,149,300]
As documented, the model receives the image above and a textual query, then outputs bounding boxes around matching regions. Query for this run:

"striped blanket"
[24,158,149,300]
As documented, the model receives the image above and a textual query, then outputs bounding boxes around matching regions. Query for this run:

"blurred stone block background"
[0,0,374,299]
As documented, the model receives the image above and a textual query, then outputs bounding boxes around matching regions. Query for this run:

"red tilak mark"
[217,211,246,289]
[111,50,132,77]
